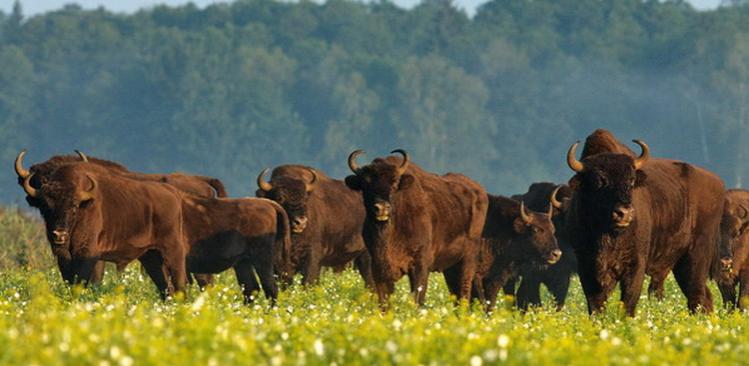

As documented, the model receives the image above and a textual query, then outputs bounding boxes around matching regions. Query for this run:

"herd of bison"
[12,129,749,316]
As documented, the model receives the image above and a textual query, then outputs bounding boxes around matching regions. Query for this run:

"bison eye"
[79,199,93,209]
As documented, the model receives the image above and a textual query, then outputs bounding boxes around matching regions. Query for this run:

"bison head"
[515,190,562,265]
[256,168,317,234]
[28,166,99,251]
[344,149,414,223]
[15,150,89,209]
[566,139,649,233]
[719,200,749,278]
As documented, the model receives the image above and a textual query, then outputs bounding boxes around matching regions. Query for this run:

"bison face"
[567,140,649,233]
[34,172,97,250]
[719,203,749,277]
[257,168,318,234]
[513,202,562,265]
[345,150,413,224]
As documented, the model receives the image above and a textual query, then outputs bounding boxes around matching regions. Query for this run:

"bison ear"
[255,189,266,198]
[398,174,415,190]
[635,170,647,187]
[568,175,581,191]
[345,175,361,191]
[512,218,528,234]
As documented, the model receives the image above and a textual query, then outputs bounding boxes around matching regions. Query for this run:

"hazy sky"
[1,0,724,17]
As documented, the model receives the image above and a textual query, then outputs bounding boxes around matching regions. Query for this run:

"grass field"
[1,209,748,365]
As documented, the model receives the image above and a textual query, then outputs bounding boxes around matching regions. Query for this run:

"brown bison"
[180,195,291,303]
[715,189,749,309]
[20,163,189,296]
[502,183,577,310]
[565,133,725,315]
[345,150,488,305]
[473,191,562,310]
[256,165,373,287]
[15,150,223,286]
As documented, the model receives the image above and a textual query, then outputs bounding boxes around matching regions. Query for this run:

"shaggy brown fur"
[566,131,725,316]
[715,189,749,309]
[181,196,292,303]
[503,183,577,310]
[474,194,560,310]
[256,165,373,287]
[31,163,189,297]
[15,152,222,286]
[345,151,488,306]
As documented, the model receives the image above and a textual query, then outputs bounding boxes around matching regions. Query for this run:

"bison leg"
[619,264,646,317]
[193,273,214,289]
[234,260,262,304]
[301,248,322,286]
[162,249,188,297]
[55,256,76,285]
[739,270,749,310]
[442,265,462,301]
[374,280,395,309]
[502,276,517,297]
[73,257,101,286]
[516,275,542,310]
[672,254,714,313]
[718,280,737,310]
[408,264,430,306]
[578,263,615,314]
[254,255,279,305]
[354,250,375,289]
[545,272,571,311]
[647,272,667,301]
[139,251,172,300]
[88,261,106,285]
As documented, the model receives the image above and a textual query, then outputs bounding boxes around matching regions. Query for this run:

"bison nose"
[373,202,391,221]
[291,216,308,233]
[547,249,562,264]
[612,204,634,226]
[52,229,68,244]
[721,257,733,271]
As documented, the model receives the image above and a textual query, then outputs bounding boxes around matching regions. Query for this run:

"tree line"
[2,0,749,203]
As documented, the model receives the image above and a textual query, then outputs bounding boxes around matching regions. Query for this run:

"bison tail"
[273,202,293,278]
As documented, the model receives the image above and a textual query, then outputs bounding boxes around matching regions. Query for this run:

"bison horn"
[390,149,409,175]
[566,141,585,173]
[22,173,37,198]
[305,168,318,193]
[549,186,563,214]
[348,149,364,174]
[79,174,97,201]
[632,139,650,170]
[14,150,30,179]
[75,150,89,162]
[520,201,532,224]
[256,168,273,192]
[738,204,749,219]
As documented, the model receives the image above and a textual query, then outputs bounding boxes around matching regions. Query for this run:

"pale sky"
[0,0,724,17]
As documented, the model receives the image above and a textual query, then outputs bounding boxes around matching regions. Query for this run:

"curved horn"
[22,174,37,198]
[79,174,97,201]
[14,150,30,179]
[75,150,89,162]
[390,149,409,175]
[305,168,318,193]
[520,201,532,224]
[566,141,584,173]
[256,168,273,192]
[632,139,650,170]
[549,186,562,214]
[738,204,749,219]
[348,150,364,174]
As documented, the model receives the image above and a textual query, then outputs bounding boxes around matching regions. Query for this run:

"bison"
[15,150,222,286]
[20,162,190,296]
[256,165,373,287]
[715,189,749,309]
[565,133,725,315]
[502,183,577,310]
[345,149,488,306]
[474,191,562,310]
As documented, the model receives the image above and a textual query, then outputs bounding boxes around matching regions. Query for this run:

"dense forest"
[2,0,749,203]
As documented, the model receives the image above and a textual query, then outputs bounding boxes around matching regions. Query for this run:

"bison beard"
[566,132,725,316]
[345,149,488,307]
[255,165,373,287]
